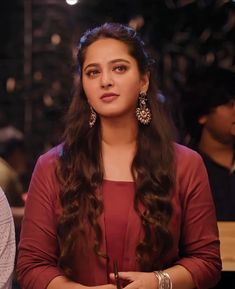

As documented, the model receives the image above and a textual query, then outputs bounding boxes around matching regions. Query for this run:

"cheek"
[209,113,231,133]
[82,79,89,95]
[121,79,141,98]
[216,113,232,127]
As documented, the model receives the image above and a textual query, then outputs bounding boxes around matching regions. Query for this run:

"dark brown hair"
[56,23,175,278]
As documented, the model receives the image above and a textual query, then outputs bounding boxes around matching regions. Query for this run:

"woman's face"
[82,38,149,120]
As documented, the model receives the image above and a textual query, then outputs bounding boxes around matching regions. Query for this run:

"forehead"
[83,38,134,65]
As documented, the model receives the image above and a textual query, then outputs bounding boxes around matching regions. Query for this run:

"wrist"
[153,271,172,289]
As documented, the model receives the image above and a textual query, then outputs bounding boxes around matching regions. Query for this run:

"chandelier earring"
[136,92,151,125]
[89,106,97,128]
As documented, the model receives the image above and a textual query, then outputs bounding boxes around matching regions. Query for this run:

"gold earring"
[89,106,97,128]
[136,92,151,125]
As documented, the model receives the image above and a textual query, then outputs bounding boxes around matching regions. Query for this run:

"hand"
[109,272,158,289]
[47,276,117,289]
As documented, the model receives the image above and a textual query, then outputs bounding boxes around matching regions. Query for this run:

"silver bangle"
[153,270,172,289]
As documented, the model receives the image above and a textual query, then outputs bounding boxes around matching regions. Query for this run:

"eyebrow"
[83,59,131,71]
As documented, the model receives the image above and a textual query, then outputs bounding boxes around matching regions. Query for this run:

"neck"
[100,115,138,147]
[199,129,234,169]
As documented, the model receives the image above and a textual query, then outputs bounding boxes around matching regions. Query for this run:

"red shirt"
[17,143,222,289]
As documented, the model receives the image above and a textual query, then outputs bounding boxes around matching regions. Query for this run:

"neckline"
[201,151,235,173]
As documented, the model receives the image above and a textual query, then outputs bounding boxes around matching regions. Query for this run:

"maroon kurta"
[17,143,221,289]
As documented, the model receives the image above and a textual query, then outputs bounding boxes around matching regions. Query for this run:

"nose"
[100,70,113,88]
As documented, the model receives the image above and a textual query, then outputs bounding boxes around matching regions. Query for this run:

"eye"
[85,69,100,78]
[113,65,128,73]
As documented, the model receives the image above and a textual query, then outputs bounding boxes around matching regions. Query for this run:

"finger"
[109,273,132,288]
[110,272,138,282]
[119,272,139,281]
[109,273,115,281]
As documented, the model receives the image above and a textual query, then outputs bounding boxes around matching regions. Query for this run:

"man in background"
[181,65,235,289]
[181,65,235,221]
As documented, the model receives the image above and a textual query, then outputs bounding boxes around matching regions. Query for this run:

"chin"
[100,111,134,121]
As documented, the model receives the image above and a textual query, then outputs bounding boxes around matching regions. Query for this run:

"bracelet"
[153,270,172,289]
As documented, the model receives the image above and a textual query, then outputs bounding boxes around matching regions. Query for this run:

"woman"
[17,23,221,289]
[0,187,15,289]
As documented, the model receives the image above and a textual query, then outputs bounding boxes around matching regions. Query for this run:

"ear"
[140,72,150,93]
[198,115,208,125]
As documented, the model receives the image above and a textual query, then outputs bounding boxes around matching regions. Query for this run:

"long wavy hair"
[56,23,175,278]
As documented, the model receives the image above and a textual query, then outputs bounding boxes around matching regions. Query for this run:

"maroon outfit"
[17,143,221,289]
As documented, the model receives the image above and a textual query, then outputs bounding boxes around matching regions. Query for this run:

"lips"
[100,93,119,102]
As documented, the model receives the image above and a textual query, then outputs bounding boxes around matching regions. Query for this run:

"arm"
[174,150,221,288]
[16,151,116,289]
[47,276,115,289]
[109,265,194,289]
[0,187,16,289]
[16,155,63,289]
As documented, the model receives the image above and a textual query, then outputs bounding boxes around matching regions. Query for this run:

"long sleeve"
[174,144,222,289]
[16,147,63,289]
[0,187,16,289]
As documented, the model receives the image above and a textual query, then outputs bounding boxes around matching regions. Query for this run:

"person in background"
[0,125,27,289]
[0,125,26,208]
[17,23,221,289]
[181,66,235,221]
[0,129,26,241]
[181,65,235,289]
[0,187,16,289]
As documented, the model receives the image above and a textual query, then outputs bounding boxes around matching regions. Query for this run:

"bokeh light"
[65,0,78,5]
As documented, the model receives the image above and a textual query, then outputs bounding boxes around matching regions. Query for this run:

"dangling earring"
[136,92,151,125]
[89,106,97,128]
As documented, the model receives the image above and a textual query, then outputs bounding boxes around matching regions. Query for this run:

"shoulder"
[173,142,204,170]
[173,142,208,186]
[173,142,202,162]
[0,187,14,224]
[31,144,63,187]
[0,186,8,205]
[37,144,63,166]
[28,145,63,201]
